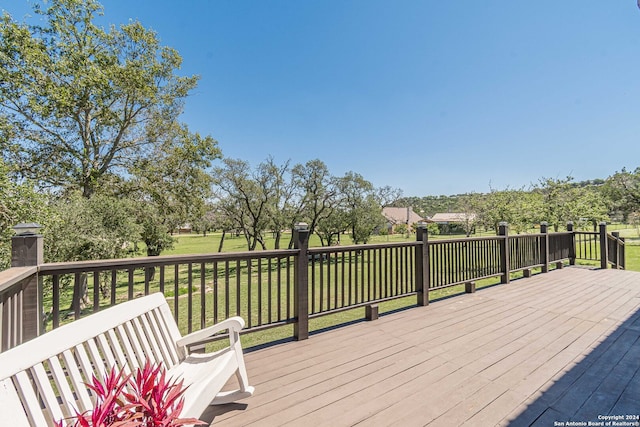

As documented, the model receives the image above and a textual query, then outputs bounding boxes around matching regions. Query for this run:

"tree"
[213,158,272,251]
[45,191,141,308]
[475,188,542,233]
[0,159,48,269]
[259,158,303,249]
[603,168,640,221]
[0,0,199,197]
[128,122,219,254]
[292,159,338,237]
[537,177,608,231]
[337,172,386,244]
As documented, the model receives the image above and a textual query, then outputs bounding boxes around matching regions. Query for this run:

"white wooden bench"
[0,293,254,426]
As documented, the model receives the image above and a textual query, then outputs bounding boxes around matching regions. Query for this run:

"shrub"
[56,360,205,427]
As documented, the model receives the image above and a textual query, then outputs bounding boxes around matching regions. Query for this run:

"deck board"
[202,267,640,426]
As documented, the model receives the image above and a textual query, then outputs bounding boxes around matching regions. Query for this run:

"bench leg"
[211,336,255,405]
[211,386,256,405]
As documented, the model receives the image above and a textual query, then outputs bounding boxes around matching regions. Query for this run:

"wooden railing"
[0,221,626,352]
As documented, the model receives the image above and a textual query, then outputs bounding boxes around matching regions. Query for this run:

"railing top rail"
[38,249,299,274]
[575,231,599,236]
[308,241,420,254]
[430,235,504,244]
[0,266,38,294]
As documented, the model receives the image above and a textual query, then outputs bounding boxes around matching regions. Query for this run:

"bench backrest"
[0,293,185,426]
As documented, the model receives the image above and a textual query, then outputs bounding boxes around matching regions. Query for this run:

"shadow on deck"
[202,267,640,426]
[508,301,640,426]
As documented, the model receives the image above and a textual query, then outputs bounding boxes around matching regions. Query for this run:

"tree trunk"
[69,273,88,312]
[218,230,226,252]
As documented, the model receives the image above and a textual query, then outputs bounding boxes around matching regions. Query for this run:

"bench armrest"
[176,316,246,348]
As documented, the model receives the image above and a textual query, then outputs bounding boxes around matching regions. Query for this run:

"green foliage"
[536,176,608,231]
[0,160,48,269]
[338,172,386,244]
[0,0,199,197]
[603,167,640,220]
[45,191,140,262]
[128,122,219,254]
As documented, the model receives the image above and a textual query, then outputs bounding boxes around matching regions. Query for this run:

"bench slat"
[13,372,48,426]
[49,355,79,419]
[106,329,129,374]
[123,320,146,367]
[158,302,185,359]
[151,307,181,364]
[61,349,92,413]
[115,324,141,372]
[31,363,65,423]
[131,317,156,364]
[73,344,95,392]
[96,333,118,371]
[146,308,175,366]
[0,377,31,427]
[85,338,107,380]
[140,313,165,365]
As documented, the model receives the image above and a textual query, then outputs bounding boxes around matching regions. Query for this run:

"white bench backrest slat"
[72,344,95,392]
[61,349,93,413]
[31,363,65,423]
[14,371,50,426]
[85,338,107,380]
[48,355,78,419]
[139,313,165,365]
[123,319,147,367]
[146,308,174,366]
[152,306,182,364]
[131,317,156,364]
[96,333,118,370]
[158,302,185,360]
[115,324,141,373]
[0,378,32,427]
[106,329,130,374]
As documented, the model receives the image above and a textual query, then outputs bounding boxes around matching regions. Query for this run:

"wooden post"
[567,221,576,266]
[365,304,379,321]
[540,222,549,273]
[11,226,44,343]
[465,281,476,293]
[415,225,429,306]
[293,223,310,340]
[498,222,510,284]
[612,231,620,269]
[599,222,608,270]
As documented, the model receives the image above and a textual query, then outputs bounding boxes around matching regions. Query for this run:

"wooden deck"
[202,267,640,426]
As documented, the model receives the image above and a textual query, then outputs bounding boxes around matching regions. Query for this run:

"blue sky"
[3,1,640,196]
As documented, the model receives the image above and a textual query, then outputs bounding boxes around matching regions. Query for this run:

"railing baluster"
[187,263,193,334]
[200,262,206,330]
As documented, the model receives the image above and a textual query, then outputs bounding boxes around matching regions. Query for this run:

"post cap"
[294,222,309,231]
[12,222,42,236]
[540,221,548,226]
[498,221,508,227]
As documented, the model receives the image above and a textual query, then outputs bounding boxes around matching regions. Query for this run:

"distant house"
[382,207,425,234]
[176,223,192,234]
[428,213,477,235]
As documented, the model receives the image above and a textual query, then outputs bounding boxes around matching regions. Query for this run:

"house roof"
[382,207,425,225]
[429,212,476,223]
